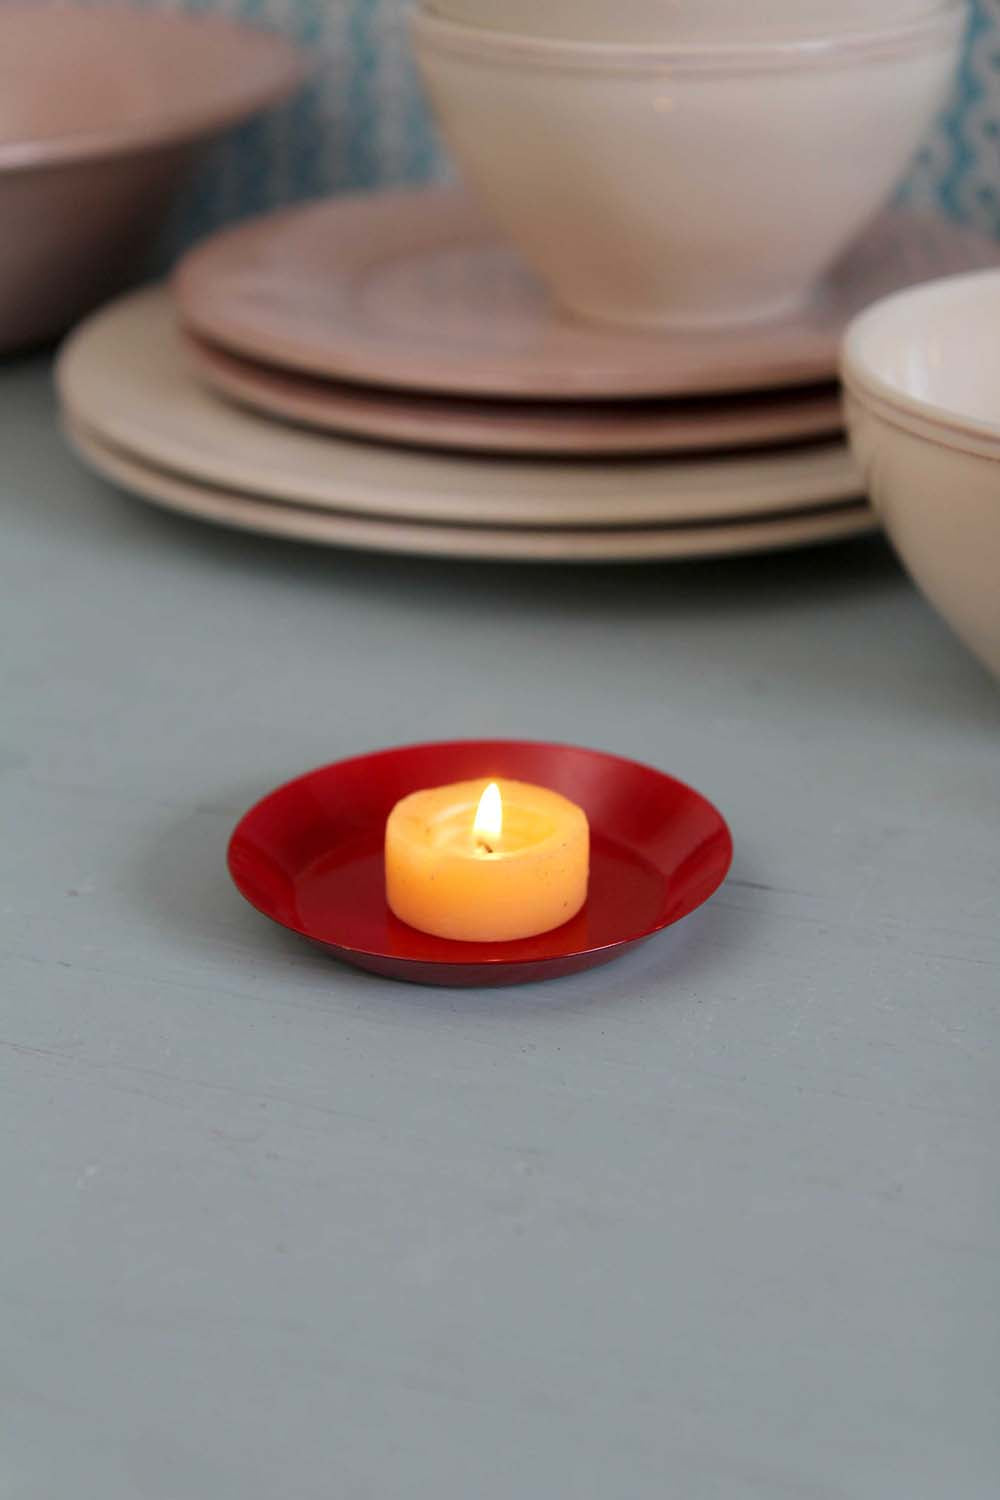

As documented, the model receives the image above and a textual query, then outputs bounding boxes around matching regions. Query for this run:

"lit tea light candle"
[385,778,589,942]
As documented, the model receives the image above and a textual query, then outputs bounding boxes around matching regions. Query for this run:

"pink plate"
[227,740,733,986]
[185,330,844,457]
[175,189,1000,399]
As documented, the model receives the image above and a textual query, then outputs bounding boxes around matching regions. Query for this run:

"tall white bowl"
[413,4,963,329]
[842,270,1000,681]
[430,0,951,44]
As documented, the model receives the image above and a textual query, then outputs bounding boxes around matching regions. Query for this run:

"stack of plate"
[57,188,1000,563]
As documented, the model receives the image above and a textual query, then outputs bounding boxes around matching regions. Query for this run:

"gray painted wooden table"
[3,356,999,1500]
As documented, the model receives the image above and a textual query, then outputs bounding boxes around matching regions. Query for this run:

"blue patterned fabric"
[143,0,1000,251]
[902,0,1000,233]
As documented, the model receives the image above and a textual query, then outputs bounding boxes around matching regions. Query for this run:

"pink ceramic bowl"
[0,5,304,353]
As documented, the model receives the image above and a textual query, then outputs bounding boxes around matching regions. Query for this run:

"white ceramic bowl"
[413,4,963,329]
[0,5,303,352]
[842,270,1000,681]
[429,0,948,44]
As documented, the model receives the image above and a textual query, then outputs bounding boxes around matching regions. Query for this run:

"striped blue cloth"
[147,0,1000,252]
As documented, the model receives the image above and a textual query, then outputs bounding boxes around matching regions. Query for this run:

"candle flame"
[473,781,503,847]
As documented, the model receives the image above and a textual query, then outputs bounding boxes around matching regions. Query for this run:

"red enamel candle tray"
[227,739,733,987]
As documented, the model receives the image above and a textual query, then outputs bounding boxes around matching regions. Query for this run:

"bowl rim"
[841,268,1000,458]
[0,5,306,174]
[412,0,964,74]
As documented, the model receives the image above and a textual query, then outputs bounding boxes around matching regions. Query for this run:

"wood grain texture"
[2,358,999,1500]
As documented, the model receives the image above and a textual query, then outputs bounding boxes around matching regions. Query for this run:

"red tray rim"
[227,738,734,972]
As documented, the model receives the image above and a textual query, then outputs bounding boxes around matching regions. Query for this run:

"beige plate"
[67,420,876,563]
[57,289,863,529]
[173,188,1000,400]
[187,332,844,456]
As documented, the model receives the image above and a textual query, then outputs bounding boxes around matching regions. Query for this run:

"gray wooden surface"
[2,355,999,1500]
